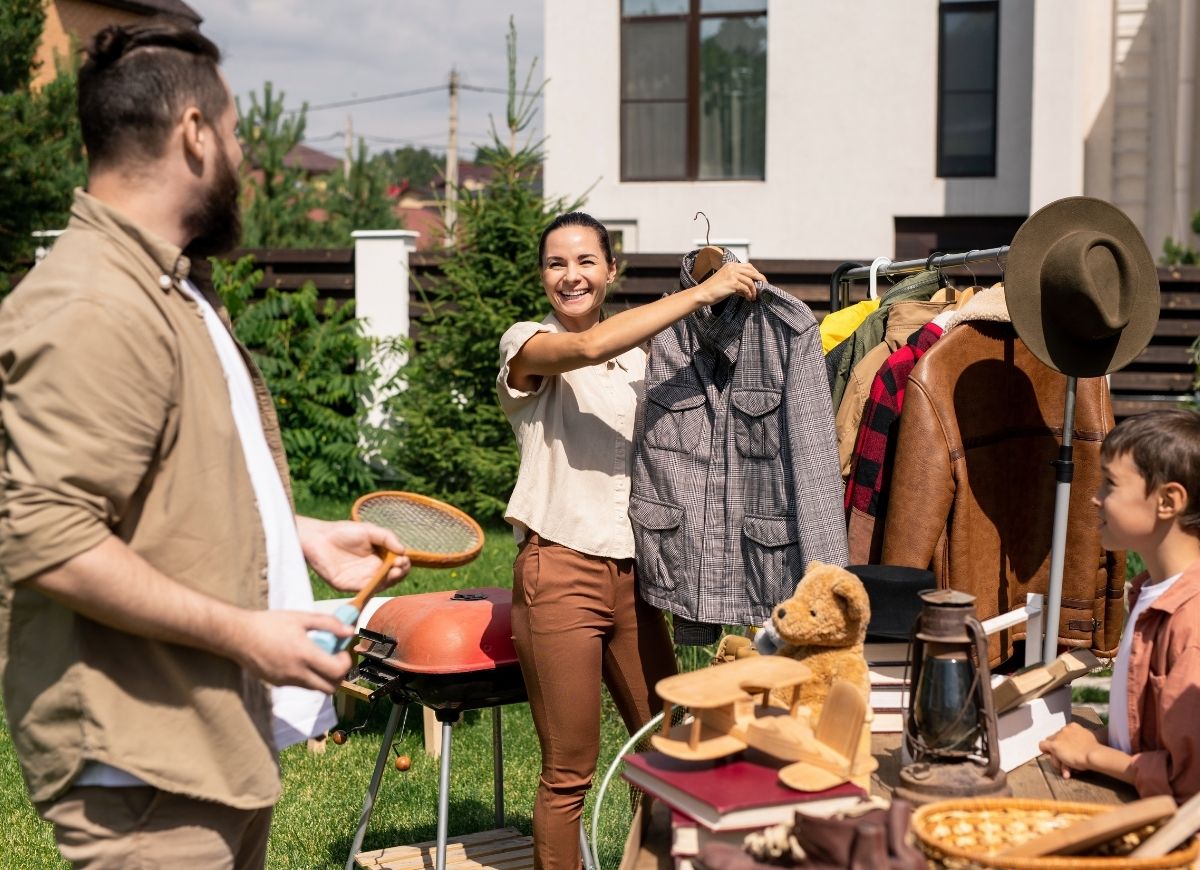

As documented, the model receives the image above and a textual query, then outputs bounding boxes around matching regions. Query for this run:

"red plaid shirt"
[845,321,943,563]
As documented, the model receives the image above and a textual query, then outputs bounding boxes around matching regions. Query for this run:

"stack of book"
[865,640,912,733]
[622,752,867,869]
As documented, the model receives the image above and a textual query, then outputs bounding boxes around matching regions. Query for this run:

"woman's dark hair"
[538,212,615,265]
[78,21,229,170]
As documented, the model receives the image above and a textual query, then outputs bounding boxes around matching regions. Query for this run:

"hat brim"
[1007,197,1159,377]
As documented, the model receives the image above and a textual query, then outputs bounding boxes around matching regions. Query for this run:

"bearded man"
[0,21,410,869]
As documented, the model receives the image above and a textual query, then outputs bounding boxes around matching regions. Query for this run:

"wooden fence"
[228,247,1198,419]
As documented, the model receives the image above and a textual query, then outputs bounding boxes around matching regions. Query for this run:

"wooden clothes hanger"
[692,211,724,281]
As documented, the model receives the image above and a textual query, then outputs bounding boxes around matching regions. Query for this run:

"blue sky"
[200,0,544,159]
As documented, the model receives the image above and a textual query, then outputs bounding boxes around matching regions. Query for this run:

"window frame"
[936,0,1000,179]
[619,0,767,182]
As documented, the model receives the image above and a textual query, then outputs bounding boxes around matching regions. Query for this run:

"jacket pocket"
[731,388,782,458]
[629,494,684,592]
[643,379,706,454]
[741,513,800,606]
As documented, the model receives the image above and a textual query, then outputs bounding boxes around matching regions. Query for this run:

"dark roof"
[283,143,342,174]
[91,0,203,24]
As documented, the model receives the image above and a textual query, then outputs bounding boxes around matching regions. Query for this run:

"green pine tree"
[0,0,86,296]
[382,19,578,522]
[236,82,329,248]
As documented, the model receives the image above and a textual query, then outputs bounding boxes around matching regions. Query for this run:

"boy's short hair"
[1102,408,1200,534]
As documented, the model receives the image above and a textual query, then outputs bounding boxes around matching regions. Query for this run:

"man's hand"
[296,515,411,593]
[1039,722,1102,779]
[231,609,355,694]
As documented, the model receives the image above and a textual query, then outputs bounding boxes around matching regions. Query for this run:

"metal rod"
[344,702,406,870]
[831,246,1010,311]
[580,823,597,870]
[492,706,504,829]
[840,246,1010,282]
[436,718,454,870]
[1043,376,1078,664]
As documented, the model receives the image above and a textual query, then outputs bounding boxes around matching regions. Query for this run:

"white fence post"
[352,229,419,434]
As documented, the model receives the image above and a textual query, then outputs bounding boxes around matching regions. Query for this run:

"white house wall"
[544,0,1171,258]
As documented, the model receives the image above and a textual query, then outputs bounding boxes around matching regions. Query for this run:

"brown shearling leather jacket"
[879,288,1124,665]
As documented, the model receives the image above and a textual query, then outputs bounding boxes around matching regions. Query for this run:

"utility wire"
[287,84,446,114]
[286,81,542,114]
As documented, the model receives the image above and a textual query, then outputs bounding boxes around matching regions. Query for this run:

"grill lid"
[359,587,518,674]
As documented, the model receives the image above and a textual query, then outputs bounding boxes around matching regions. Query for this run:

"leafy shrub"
[212,255,386,501]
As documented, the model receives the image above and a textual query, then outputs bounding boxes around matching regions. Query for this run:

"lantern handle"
[966,614,1003,779]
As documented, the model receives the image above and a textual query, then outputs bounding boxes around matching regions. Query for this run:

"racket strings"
[356,496,482,556]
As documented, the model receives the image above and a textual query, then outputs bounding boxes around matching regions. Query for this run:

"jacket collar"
[943,284,1010,332]
[70,188,192,289]
[1129,557,1200,616]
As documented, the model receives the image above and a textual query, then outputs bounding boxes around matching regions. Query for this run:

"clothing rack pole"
[830,245,1010,312]
[1042,376,1078,665]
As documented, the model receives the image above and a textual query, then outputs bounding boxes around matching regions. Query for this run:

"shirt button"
[158,274,172,289]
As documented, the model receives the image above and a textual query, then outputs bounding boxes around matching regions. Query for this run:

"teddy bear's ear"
[830,573,871,626]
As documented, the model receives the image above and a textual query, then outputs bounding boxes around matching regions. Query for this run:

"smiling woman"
[495,210,764,869]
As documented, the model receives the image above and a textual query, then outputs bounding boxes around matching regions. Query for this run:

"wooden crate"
[355,827,534,870]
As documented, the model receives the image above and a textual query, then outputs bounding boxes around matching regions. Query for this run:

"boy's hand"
[1039,722,1102,778]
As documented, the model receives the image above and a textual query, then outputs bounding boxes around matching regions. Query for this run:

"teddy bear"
[754,561,871,723]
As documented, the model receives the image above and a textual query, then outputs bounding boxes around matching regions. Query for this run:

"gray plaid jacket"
[630,252,848,627]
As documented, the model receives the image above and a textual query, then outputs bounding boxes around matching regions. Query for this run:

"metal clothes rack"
[828,246,1010,313]
[827,243,1075,666]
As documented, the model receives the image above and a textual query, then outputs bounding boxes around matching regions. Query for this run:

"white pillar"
[353,229,419,432]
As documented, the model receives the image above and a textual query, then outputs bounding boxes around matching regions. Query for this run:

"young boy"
[1039,408,1200,801]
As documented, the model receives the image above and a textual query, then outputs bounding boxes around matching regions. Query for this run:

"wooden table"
[871,707,1137,806]
[621,706,1137,869]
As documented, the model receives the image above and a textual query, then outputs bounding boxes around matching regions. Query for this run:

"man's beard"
[183,144,243,259]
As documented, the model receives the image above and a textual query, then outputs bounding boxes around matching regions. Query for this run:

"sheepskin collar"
[944,284,1009,332]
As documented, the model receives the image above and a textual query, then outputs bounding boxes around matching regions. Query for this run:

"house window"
[621,0,767,181]
[937,0,999,177]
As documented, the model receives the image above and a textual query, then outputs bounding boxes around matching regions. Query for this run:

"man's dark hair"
[78,21,228,170]
[1102,408,1200,535]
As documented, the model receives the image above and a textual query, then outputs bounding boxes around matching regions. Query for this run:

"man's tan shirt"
[0,191,287,809]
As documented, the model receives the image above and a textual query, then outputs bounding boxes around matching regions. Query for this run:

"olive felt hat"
[1007,196,1159,378]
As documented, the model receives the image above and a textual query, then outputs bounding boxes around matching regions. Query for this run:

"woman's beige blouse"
[497,314,646,559]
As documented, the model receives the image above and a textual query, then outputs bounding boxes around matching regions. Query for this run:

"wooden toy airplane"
[651,656,877,791]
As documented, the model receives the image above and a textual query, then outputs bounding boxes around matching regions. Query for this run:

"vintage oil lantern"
[897,589,1010,804]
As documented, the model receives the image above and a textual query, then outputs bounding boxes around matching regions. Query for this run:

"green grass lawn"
[0,498,654,869]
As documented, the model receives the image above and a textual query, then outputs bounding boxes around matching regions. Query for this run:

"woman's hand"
[693,261,765,306]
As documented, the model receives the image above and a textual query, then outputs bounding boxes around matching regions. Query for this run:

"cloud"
[199,0,544,156]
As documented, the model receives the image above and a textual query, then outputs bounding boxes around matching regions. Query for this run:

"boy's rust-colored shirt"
[1126,558,1200,801]
[0,190,284,808]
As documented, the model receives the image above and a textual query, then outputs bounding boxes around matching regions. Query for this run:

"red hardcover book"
[622,752,865,832]
[671,808,764,857]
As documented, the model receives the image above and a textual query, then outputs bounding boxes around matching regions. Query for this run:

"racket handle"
[308,603,361,654]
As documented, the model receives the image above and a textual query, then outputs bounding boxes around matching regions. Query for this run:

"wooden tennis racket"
[309,491,485,653]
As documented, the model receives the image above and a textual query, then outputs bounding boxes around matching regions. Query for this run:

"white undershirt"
[1108,571,1182,753]
[77,279,334,787]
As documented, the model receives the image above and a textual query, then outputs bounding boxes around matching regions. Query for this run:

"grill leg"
[492,706,504,828]
[436,714,456,870]
[344,701,405,870]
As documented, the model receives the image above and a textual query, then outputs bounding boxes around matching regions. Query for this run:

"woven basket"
[910,797,1200,870]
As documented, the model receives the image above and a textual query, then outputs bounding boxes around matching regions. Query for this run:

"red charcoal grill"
[342,588,527,870]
